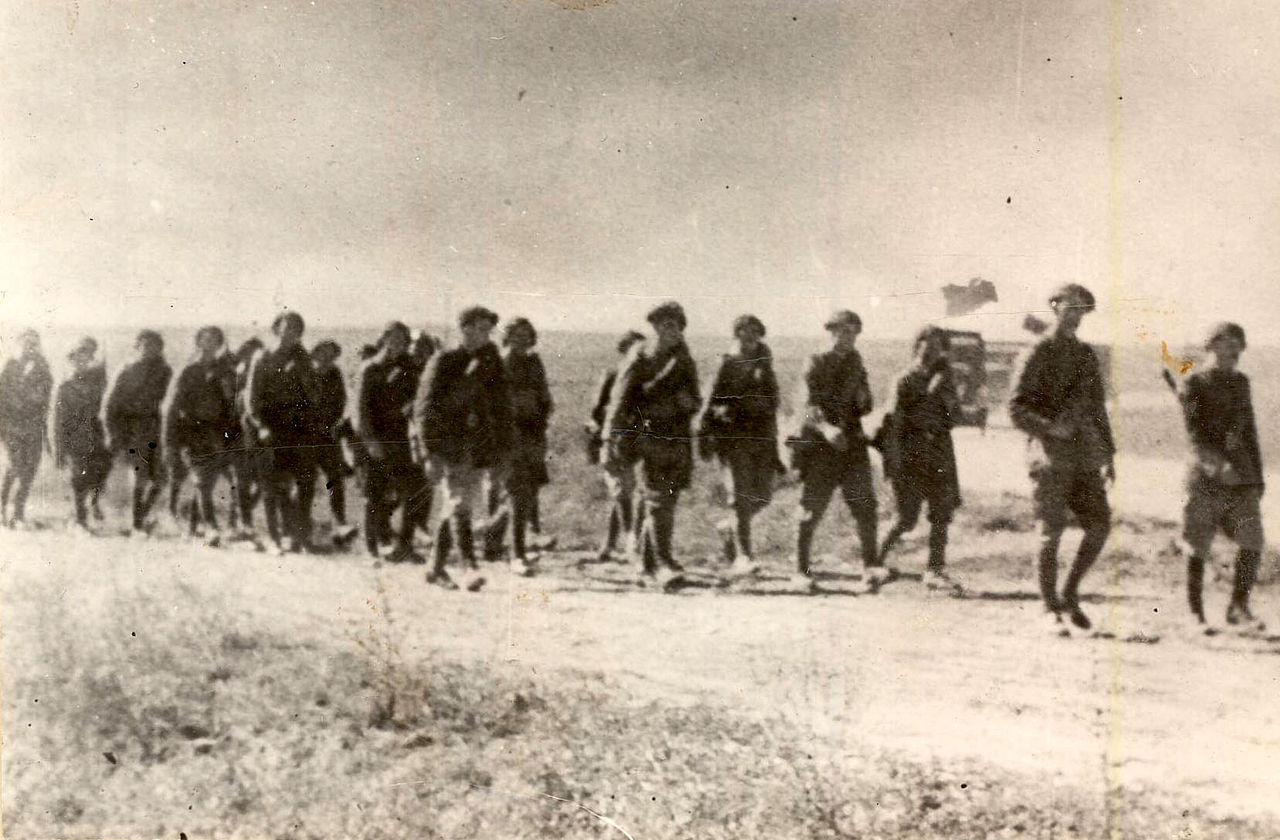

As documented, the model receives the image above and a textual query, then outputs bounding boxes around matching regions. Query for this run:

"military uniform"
[607,335,700,575]
[164,353,237,533]
[1009,326,1114,619]
[55,362,112,525]
[590,355,644,559]
[105,352,173,530]
[1174,323,1266,626]
[700,341,780,563]
[354,349,429,560]
[0,348,52,525]
[877,360,962,577]
[487,348,553,562]
[412,337,511,580]
[246,342,318,549]
[791,344,879,575]
[312,363,352,531]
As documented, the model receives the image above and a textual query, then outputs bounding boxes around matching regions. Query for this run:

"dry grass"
[3,543,1276,840]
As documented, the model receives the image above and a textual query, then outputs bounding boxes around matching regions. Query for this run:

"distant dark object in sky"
[1023,314,1050,335]
[942,277,999,318]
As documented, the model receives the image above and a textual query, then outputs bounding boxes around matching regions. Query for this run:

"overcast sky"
[2,0,1276,343]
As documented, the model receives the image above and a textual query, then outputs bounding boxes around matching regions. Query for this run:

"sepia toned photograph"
[1,0,1278,837]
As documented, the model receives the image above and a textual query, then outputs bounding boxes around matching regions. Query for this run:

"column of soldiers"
[0,284,1267,633]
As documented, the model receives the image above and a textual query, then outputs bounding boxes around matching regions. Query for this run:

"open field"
[3,327,1280,838]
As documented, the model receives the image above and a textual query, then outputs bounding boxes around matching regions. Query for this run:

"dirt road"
[6,517,1277,827]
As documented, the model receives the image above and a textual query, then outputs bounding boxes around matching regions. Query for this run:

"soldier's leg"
[1031,463,1071,610]
[1060,469,1112,620]
[640,440,689,573]
[3,435,41,522]
[714,456,737,562]
[290,449,317,548]
[878,483,922,566]
[510,478,534,563]
[840,450,880,568]
[362,458,391,557]
[439,460,481,567]
[398,465,433,548]
[1181,477,1221,623]
[168,454,190,519]
[483,466,510,562]
[70,461,92,526]
[1226,488,1265,625]
[640,486,680,573]
[925,500,955,574]
[796,456,838,575]
[322,451,349,526]
[195,465,221,535]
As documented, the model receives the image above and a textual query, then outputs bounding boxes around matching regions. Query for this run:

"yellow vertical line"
[1106,1,1126,838]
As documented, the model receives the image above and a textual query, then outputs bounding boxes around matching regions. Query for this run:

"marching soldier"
[245,311,318,554]
[485,317,553,574]
[163,326,237,543]
[411,306,510,591]
[353,321,431,563]
[311,339,357,545]
[586,330,647,563]
[787,310,882,593]
[104,330,172,536]
[699,314,781,578]
[875,326,964,593]
[1009,283,1114,636]
[54,337,111,533]
[605,301,700,588]
[1166,322,1266,632]
[0,329,53,528]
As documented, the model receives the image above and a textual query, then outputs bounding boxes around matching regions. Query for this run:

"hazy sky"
[2,0,1276,343]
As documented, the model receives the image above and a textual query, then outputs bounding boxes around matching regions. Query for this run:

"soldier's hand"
[409,435,426,465]
[367,440,386,461]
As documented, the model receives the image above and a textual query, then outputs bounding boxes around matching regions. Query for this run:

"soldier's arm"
[851,353,874,417]
[588,370,614,432]
[800,354,827,426]
[490,357,514,453]
[1241,378,1265,492]
[536,356,553,419]
[1008,344,1053,437]
[601,343,645,435]
[410,353,444,455]
[334,370,348,422]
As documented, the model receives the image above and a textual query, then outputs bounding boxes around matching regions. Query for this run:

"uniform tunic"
[164,355,237,462]
[883,365,961,523]
[794,346,877,521]
[104,356,172,480]
[1009,333,1114,530]
[702,343,780,509]
[505,351,553,488]
[55,365,111,488]
[608,340,700,495]
[1178,367,1265,552]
